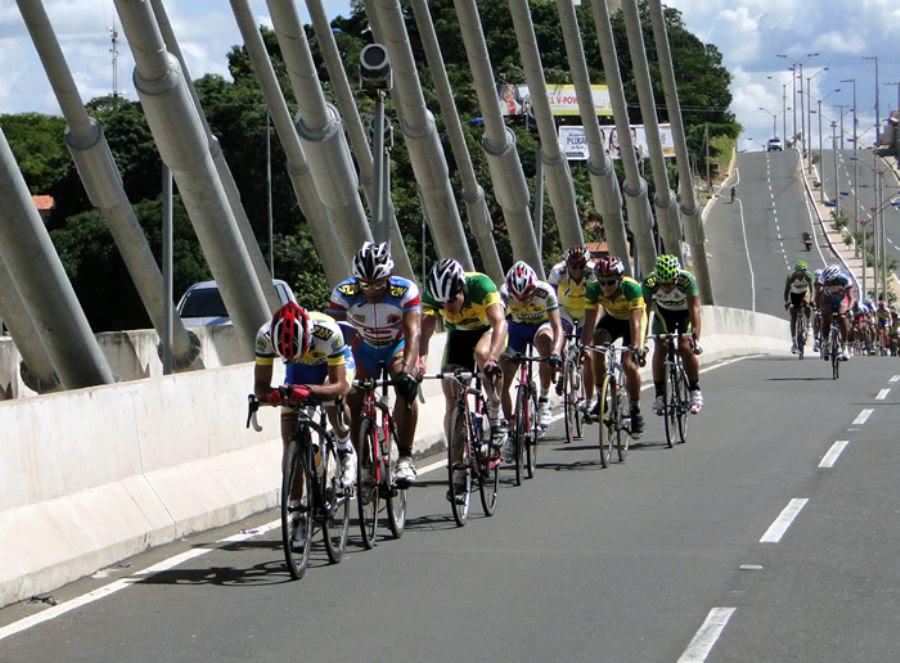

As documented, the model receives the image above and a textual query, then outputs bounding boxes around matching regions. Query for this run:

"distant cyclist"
[548,244,596,395]
[730,186,736,203]
[815,264,855,361]
[643,254,704,416]
[784,259,814,354]
[328,242,422,484]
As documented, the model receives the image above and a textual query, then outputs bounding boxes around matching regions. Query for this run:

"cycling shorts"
[443,328,489,372]
[651,309,692,336]
[286,346,356,388]
[824,294,850,314]
[594,314,635,347]
[504,320,552,356]
[352,337,405,377]
[789,292,810,309]
[560,316,583,338]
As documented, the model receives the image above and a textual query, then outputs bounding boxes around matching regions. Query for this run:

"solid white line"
[760,498,809,543]
[876,389,890,401]
[678,607,737,662]
[890,375,900,383]
[736,198,756,312]
[819,440,850,468]
[852,409,873,425]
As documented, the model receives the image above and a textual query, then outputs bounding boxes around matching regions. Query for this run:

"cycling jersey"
[547,261,596,323]
[422,272,502,331]
[784,270,814,298]
[328,275,421,347]
[642,270,698,312]
[499,280,559,325]
[585,276,646,321]
[821,274,852,300]
[255,311,347,368]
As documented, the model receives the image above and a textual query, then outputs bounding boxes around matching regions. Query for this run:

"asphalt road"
[706,150,829,318]
[3,356,900,662]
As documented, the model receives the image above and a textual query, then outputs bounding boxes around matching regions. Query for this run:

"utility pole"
[109,16,119,100]
[705,122,711,189]
[864,56,880,145]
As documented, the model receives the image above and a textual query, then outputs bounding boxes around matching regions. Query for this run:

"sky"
[0,0,898,154]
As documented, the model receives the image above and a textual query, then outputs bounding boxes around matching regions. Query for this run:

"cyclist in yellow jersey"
[548,245,597,330]
[581,255,648,438]
[420,259,508,495]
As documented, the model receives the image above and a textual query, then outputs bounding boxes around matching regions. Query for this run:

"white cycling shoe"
[689,389,703,414]
[339,447,357,488]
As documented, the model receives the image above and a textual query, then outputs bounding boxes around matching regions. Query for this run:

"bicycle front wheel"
[281,438,311,580]
[385,422,407,539]
[447,406,471,527]
[512,385,527,486]
[573,364,585,440]
[615,374,630,462]
[475,403,499,516]
[322,441,350,563]
[664,365,677,448]
[676,367,690,445]
[563,361,576,444]
[597,375,612,468]
[356,418,379,550]
[526,388,538,479]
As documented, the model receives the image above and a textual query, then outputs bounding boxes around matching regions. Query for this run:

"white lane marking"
[740,564,763,570]
[0,520,282,642]
[678,607,737,662]
[852,409,873,425]
[890,375,900,383]
[760,498,809,543]
[819,440,850,468]
[876,389,890,401]
[736,197,756,312]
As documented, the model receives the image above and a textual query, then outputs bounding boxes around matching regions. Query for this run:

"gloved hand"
[630,346,647,367]
[265,389,284,407]
[691,334,704,355]
[415,356,427,379]
[548,354,563,369]
[784,301,790,310]
[482,359,501,378]
[395,371,419,404]
[287,385,311,404]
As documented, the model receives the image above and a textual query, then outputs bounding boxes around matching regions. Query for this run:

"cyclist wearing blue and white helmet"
[814,264,855,361]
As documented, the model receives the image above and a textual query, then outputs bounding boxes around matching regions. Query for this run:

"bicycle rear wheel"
[797,325,806,360]
[475,403,499,516]
[512,385,526,486]
[676,366,690,445]
[563,361,576,444]
[356,418,379,550]
[447,406,471,527]
[322,441,350,563]
[384,422,407,539]
[831,331,840,380]
[526,388,538,479]
[281,438,311,580]
[573,365,585,439]
[597,375,612,468]
[615,373,630,462]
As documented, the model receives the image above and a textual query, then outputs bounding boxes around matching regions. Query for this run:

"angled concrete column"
[230,0,347,286]
[507,0,584,253]
[555,0,629,272]
[620,0,681,261]
[587,0,655,276]
[366,0,473,269]
[0,126,115,388]
[408,0,504,283]
[18,0,200,368]
[647,0,712,303]
[266,0,372,266]
[304,0,414,280]
[149,0,279,312]
[452,0,542,277]
[0,256,59,392]
[114,0,269,357]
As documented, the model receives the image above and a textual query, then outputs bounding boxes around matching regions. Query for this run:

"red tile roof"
[32,195,55,212]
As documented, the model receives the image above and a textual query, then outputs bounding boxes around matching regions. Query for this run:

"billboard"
[498,83,613,117]
[558,123,677,160]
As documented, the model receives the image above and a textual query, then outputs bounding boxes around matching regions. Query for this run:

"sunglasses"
[357,278,387,291]
[597,278,619,287]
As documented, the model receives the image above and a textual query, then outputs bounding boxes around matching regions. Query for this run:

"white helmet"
[505,261,537,299]
[822,265,841,282]
[427,259,466,303]
[352,241,394,281]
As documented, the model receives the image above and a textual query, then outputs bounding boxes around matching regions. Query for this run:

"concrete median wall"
[0,307,787,608]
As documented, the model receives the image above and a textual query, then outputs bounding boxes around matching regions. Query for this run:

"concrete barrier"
[0,310,787,608]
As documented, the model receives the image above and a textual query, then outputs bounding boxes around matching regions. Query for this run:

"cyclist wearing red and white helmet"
[548,244,597,331]
[581,255,648,439]
[499,261,564,433]
[254,302,358,543]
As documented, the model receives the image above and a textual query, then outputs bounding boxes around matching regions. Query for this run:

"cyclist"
[581,255,647,439]
[784,259,814,354]
[420,259,508,497]
[643,254,704,416]
[876,300,892,352]
[548,245,596,395]
[812,268,824,352]
[254,302,356,548]
[815,264,855,361]
[328,242,422,484]
[499,261,564,438]
[730,186,736,203]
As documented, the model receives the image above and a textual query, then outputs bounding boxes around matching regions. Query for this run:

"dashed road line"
[889,375,900,383]
[678,607,737,662]
[760,498,809,543]
[876,389,890,401]
[852,409,874,425]
[819,440,850,468]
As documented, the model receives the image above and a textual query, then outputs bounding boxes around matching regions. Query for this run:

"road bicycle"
[583,343,632,467]
[353,368,407,549]
[650,332,691,448]
[559,331,586,444]
[421,368,501,526]
[507,347,549,485]
[247,391,351,580]
[824,313,843,380]
[790,303,809,360]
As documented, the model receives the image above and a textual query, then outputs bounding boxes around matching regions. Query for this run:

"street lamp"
[840,78,859,256]
[805,67,829,170]
[811,88,840,202]
[768,75,790,141]
[778,53,819,152]
[759,106,778,139]
[863,56,879,146]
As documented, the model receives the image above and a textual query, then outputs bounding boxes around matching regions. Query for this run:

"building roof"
[32,195,55,212]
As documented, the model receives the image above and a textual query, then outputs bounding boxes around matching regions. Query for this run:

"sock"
[689,381,700,392]
[540,388,549,402]
[337,435,352,453]
[654,381,665,398]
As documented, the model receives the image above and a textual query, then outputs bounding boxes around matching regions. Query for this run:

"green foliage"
[831,211,849,232]
[1,113,69,194]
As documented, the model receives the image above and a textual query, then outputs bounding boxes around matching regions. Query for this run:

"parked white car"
[176,279,296,327]
[766,137,783,152]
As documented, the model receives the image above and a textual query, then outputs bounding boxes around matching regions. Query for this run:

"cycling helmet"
[814,269,823,279]
[352,241,394,281]
[271,302,312,361]
[427,259,466,303]
[821,265,841,282]
[565,244,590,269]
[655,254,681,283]
[878,300,887,308]
[794,260,808,272]
[594,255,625,278]
[505,261,538,299]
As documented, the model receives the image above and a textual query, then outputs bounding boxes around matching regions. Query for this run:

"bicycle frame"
[583,342,630,466]
[510,347,546,484]
[651,331,691,447]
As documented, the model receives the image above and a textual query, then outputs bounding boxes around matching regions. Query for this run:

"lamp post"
[812,88,840,201]
[806,67,829,172]
[768,76,790,141]
[863,56,879,146]
[841,78,859,256]
[759,106,778,140]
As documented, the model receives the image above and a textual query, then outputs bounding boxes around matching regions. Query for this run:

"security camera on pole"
[360,43,393,245]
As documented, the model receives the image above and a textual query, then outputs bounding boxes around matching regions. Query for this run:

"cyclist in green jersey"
[642,254,704,416]
[784,260,814,354]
